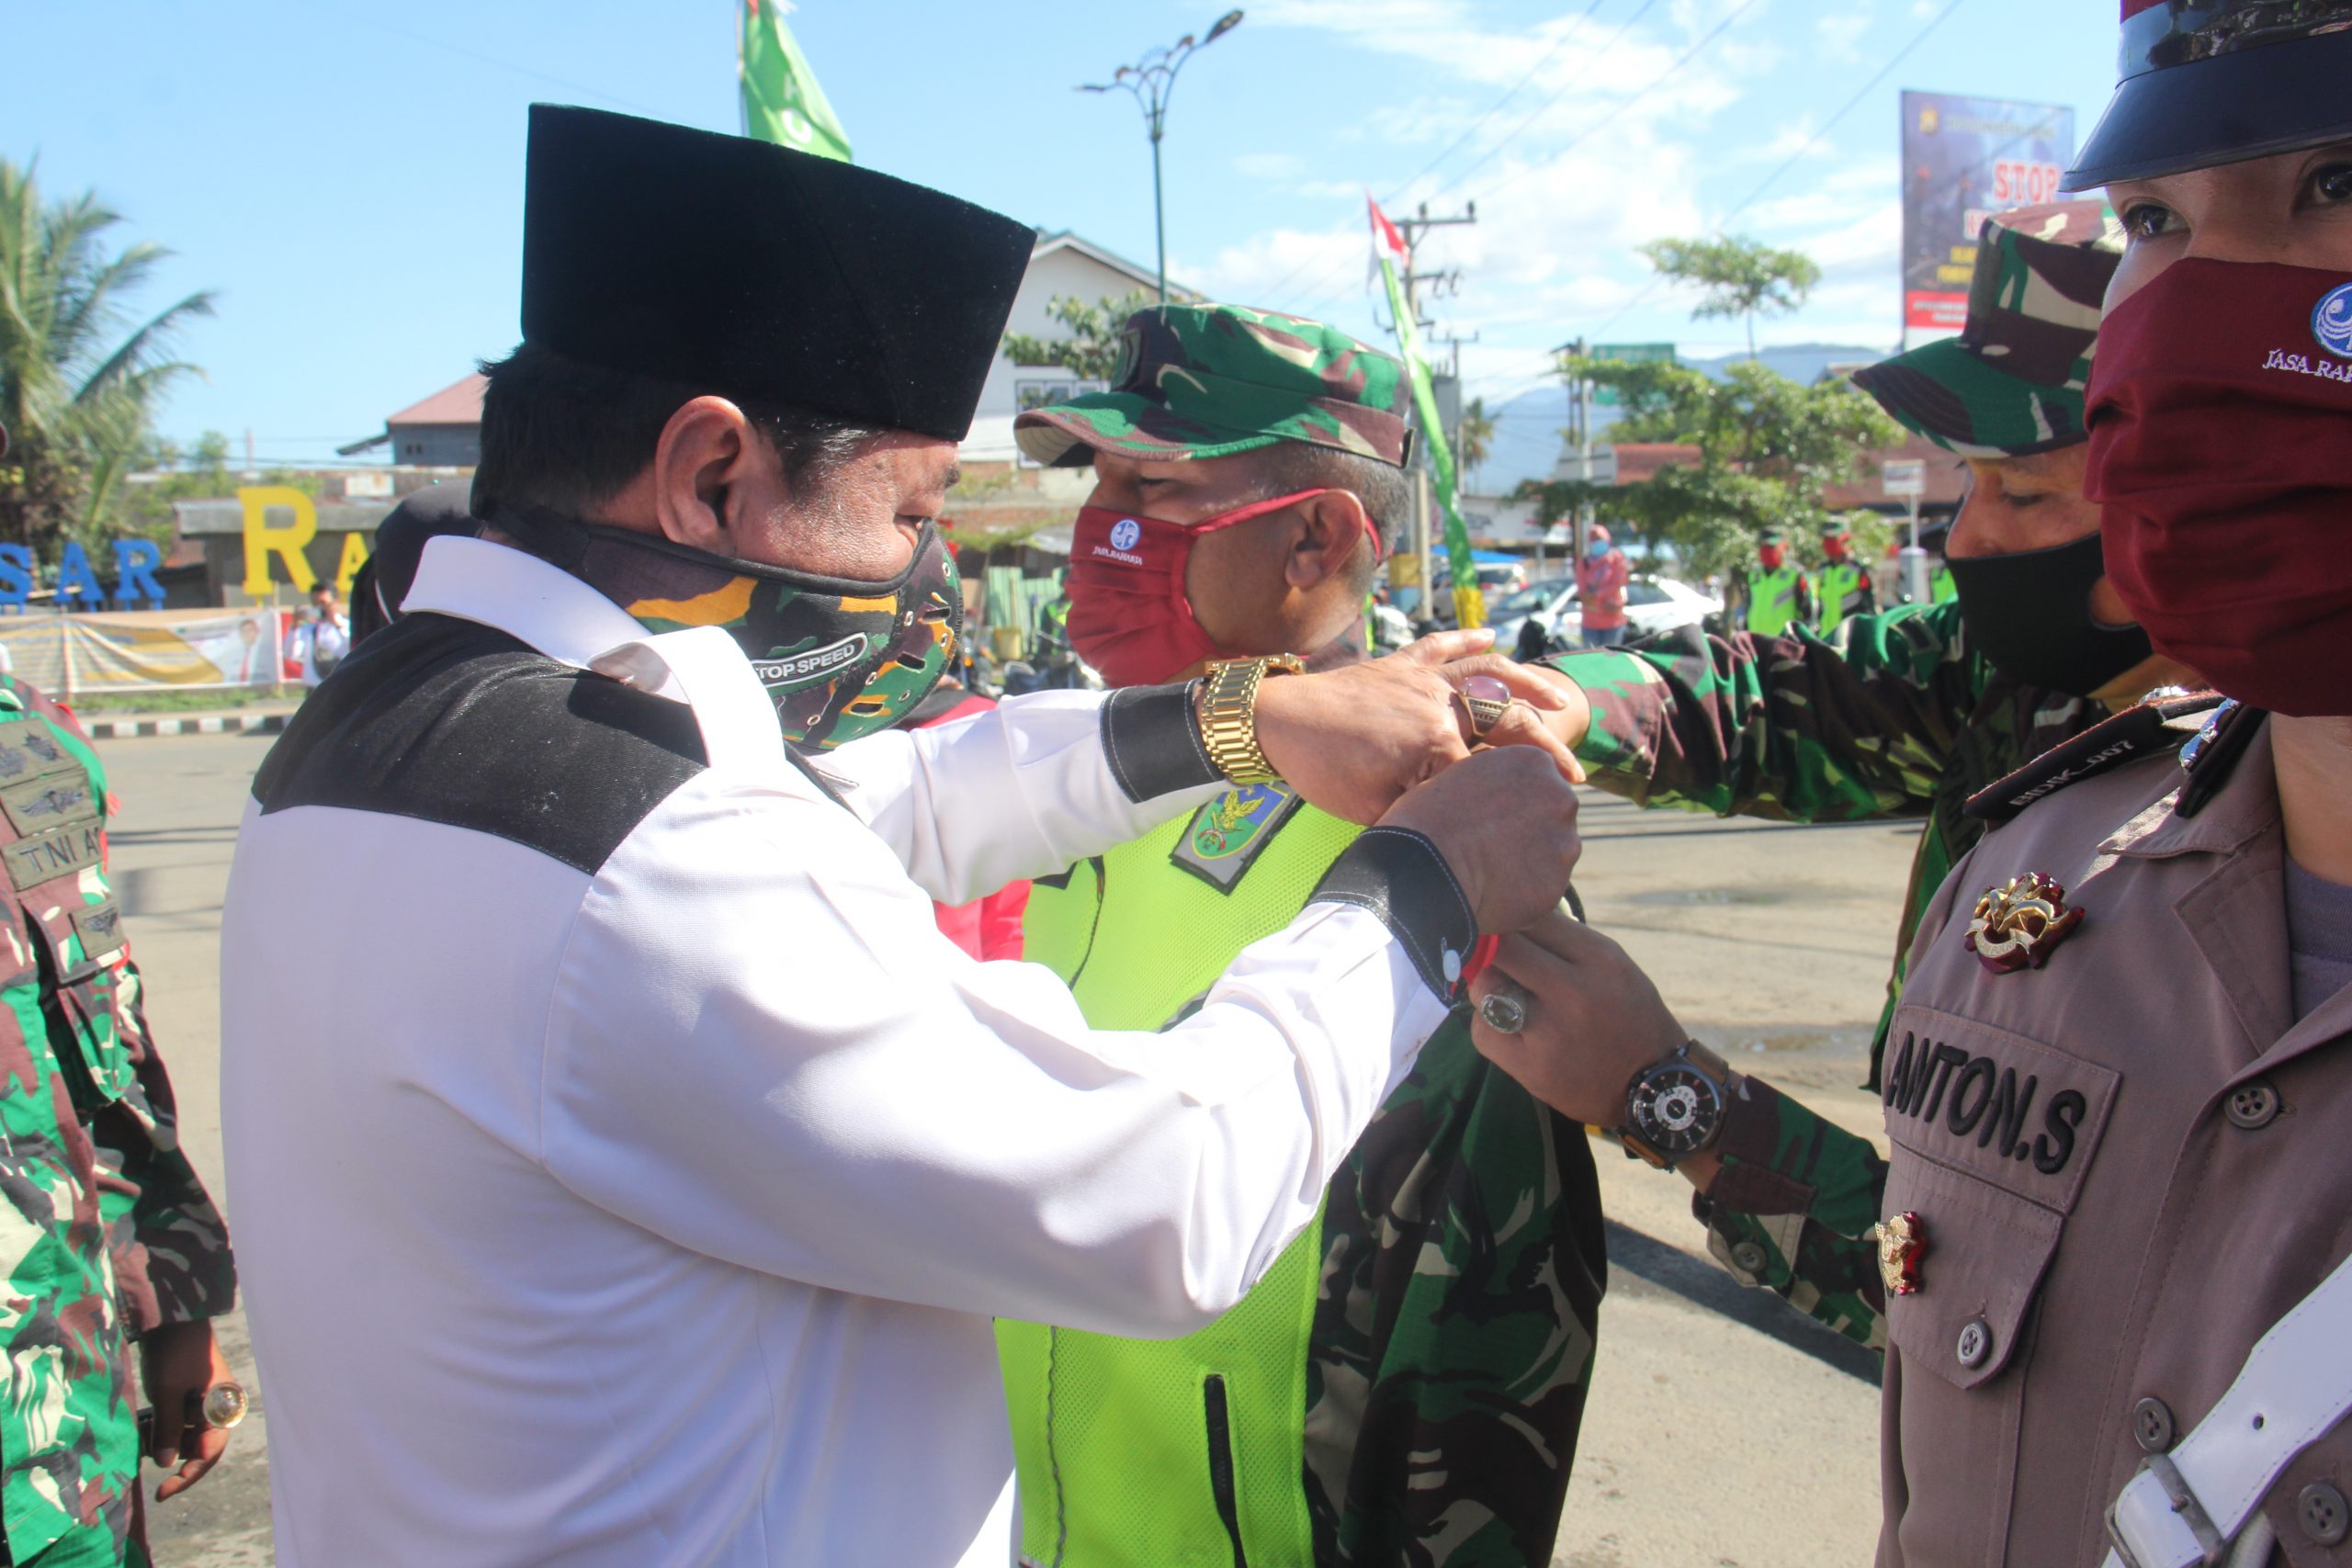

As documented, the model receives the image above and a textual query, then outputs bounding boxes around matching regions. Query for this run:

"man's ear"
[650,397,760,553]
[1285,491,1372,590]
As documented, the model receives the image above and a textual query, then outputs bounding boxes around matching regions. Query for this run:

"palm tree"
[1454,396,1496,492]
[0,157,215,552]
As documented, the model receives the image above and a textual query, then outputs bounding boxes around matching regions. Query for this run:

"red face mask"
[1758,546,1785,570]
[2086,258,2352,717]
[1065,489,1380,687]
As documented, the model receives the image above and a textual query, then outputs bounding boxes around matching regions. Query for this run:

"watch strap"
[1199,655,1304,785]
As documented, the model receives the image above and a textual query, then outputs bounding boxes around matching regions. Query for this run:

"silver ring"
[1464,694,1512,737]
[1478,980,1532,1035]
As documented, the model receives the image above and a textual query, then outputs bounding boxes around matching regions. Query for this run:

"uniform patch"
[0,776,96,838]
[68,900,125,963]
[1170,783,1304,893]
[2,822,104,891]
[0,721,82,784]
[1881,1006,2120,1213]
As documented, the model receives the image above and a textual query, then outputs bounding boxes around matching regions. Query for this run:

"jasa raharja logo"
[2313,280,2352,361]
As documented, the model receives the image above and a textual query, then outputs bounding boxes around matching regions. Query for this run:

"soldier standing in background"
[1740,530,1812,636]
[1815,519,1874,636]
[1514,201,2192,1344]
[1001,303,1602,1568]
[0,671,239,1567]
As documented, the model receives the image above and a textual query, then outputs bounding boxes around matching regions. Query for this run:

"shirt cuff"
[1541,649,1663,769]
[1306,827,1477,1002]
[1100,682,1222,803]
[1701,1074,1819,1217]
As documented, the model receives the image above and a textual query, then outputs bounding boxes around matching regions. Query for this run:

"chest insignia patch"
[1170,783,1303,893]
[1964,873,2085,974]
[1878,1210,1928,1296]
[2,821,102,891]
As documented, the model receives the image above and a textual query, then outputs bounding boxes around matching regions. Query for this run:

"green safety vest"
[1931,565,1957,604]
[1001,784,1359,1568]
[1747,564,1806,637]
[1816,561,1865,634]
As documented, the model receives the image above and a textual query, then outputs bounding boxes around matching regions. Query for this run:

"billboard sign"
[1587,343,1677,408]
[1901,91,2074,333]
[1882,459,1927,498]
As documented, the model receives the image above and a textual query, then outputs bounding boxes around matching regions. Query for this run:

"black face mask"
[1947,531,2154,699]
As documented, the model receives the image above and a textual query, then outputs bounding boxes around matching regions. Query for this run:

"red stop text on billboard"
[1992,160,2064,207]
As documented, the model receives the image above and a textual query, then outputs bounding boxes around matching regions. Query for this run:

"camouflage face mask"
[505,509,962,750]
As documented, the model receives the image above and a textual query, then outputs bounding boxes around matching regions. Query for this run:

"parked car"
[1395,558,1533,627]
[1508,575,1724,651]
[1488,576,1579,653]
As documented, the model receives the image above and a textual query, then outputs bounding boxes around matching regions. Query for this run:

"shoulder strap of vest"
[1963,691,2226,825]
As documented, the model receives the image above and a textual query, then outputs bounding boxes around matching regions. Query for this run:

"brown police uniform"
[1875,709,2352,1566]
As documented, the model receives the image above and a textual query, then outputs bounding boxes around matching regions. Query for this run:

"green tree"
[999,291,1157,380]
[0,158,215,554]
[1637,235,1822,360]
[1517,352,1898,580]
[1454,396,1496,490]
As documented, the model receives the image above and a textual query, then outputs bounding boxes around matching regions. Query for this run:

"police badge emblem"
[1170,783,1303,893]
[1879,1211,1928,1297]
[1964,873,2086,974]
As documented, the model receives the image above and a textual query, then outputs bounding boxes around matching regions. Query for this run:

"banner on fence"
[0,609,288,695]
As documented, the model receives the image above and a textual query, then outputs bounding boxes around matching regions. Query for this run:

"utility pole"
[1384,200,1476,619]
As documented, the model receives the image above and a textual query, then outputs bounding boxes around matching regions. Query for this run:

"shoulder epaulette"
[1964,691,2226,825]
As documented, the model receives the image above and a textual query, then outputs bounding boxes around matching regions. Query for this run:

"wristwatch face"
[1628,1060,1724,1157]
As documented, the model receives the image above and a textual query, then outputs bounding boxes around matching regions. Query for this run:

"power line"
[1464,0,1973,397]
[1254,0,1632,305]
[334,11,673,118]
[1285,0,1748,321]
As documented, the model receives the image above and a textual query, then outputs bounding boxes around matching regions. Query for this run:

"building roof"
[1822,430,1970,511]
[388,374,488,428]
[1030,231,1198,301]
[1611,443,1703,484]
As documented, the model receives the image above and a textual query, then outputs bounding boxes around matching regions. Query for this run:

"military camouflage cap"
[1014,303,1412,468]
[1850,200,2122,458]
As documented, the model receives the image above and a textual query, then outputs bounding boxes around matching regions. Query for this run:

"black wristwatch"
[1617,1040,1736,1170]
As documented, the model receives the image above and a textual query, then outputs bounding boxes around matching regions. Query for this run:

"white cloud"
[1178,0,1916,389]
[1815,6,1874,62]
[1233,151,1309,181]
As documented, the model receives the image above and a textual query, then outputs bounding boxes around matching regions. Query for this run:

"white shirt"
[220,537,1458,1567]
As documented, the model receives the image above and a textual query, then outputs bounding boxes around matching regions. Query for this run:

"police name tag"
[0,721,82,784]
[0,775,97,838]
[3,822,104,891]
[1170,783,1304,893]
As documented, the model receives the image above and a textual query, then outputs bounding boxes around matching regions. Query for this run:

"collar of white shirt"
[397,535,790,776]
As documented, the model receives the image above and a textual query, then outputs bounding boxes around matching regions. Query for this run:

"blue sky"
[4,0,2124,466]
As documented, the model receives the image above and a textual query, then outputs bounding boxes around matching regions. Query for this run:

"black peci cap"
[520,105,1037,442]
[2064,1,2352,189]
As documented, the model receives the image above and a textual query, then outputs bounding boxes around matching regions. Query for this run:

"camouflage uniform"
[1544,203,2128,1350]
[1006,308,1603,1568]
[0,679,233,1566]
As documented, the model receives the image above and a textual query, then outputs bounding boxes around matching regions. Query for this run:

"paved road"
[96,731,1913,1567]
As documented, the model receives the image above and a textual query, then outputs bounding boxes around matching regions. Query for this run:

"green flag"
[1368,197,1483,629]
[740,0,853,162]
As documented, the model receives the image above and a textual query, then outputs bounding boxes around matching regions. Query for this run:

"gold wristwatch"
[1198,654,1306,785]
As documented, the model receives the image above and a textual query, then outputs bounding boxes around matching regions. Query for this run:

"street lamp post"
[1080,10,1243,304]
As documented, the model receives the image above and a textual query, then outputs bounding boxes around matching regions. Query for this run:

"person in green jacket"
[1815,520,1875,635]
[1002,303,1604,1568]
[1740,531,1814,636]
[1522,199,2194,1345]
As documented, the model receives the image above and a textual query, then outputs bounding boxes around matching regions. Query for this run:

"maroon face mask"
[1065,490,1380,688]
[2086,258,2352,717]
